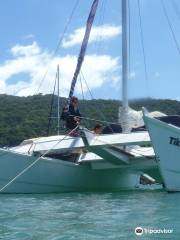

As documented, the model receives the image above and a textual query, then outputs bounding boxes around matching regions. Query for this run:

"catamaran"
[0,0,167,193]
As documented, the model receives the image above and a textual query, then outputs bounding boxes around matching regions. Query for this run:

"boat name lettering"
[169,137,180,147]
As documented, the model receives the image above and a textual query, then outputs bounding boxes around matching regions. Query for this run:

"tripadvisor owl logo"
[135,227,144,236]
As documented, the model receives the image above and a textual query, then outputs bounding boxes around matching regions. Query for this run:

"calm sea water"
[0,190,179,240]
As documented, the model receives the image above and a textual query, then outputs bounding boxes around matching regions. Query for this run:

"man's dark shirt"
[61,104,81,130]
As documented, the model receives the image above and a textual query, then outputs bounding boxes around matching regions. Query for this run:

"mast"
[122,0,128,109]
[118,0,130,133]
[68,0,99,105]
[57,64,60,135]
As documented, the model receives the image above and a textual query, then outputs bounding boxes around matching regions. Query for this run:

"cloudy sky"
[0,0,180,100]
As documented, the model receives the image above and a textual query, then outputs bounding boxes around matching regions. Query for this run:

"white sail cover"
[119,106,167,132]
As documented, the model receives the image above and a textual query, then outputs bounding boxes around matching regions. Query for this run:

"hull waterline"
[0,149,141,193]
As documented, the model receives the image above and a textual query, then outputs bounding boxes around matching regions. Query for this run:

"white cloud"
[76,55,120,93]
[0,42,120,97]
[11,41,41,56]
[62,24,121,48]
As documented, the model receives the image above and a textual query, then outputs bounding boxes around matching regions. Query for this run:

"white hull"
[144,115,180,192]
[0,149,140,193]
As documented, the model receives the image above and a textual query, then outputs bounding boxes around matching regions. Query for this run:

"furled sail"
[68,0,99,102]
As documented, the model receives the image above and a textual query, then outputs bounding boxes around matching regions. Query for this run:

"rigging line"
[161,0,180,57]
[65,114,128,127]
[79,76,85,100]
[0,125,79,193]
[80,71,94,99]
[47,70,58,136]
[93,0,107,54]
[171,0,180,23]
[35,0,80,94]
[128,0,131,82]
[137,0,149,97]
[80,71,115,132]
[49,114,122,126]
[68,0,99,101]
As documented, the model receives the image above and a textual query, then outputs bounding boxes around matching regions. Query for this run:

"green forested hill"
[0,94,179,146]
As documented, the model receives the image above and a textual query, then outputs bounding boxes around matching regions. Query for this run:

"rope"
[171,0,180,23]
[80,71,115,132]
[137,0,149,97]
[50,114,122,126]
[47,70,58,136]
[0,126,79,193]
[0,123,151,193]
[128,0,131,81]
[76,115,120,126]
[35,0,80,94]
[80,71,94,99]
[51,113,146,133]
[161,0,180,57]
[92,0,107,54]
[79,76,85,100]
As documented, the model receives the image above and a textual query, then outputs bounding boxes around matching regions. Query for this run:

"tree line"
[0,94,179,146]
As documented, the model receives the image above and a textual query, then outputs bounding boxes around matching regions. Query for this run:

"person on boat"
[93,124,102,135]
[61,96,81,134]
